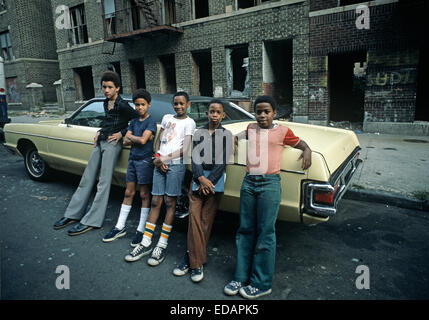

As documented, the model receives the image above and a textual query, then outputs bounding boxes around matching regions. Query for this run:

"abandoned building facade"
[0,0,60,111]
[1,0,428,132]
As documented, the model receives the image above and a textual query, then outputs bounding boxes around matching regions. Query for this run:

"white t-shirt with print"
[158,114,196,162]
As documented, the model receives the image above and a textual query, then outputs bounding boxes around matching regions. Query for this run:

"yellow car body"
[4,98,361,225]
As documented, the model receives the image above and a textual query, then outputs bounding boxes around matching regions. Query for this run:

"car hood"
[223,120,360,175]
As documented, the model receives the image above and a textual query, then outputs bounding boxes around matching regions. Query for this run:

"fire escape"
[103,0,183,43]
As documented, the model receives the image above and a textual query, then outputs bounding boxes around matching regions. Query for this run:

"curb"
[344,189,429,212]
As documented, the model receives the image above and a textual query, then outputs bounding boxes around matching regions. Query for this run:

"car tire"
[24,147,51,181]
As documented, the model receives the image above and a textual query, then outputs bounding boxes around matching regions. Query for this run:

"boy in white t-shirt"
[125,91,196,266]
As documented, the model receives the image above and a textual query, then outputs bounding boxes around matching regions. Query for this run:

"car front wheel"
[24,148,51,181]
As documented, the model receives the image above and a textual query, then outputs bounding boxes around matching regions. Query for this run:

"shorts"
[126,159,154,185]
[151,164,186,197]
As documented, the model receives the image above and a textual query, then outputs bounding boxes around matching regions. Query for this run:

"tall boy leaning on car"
[224,95,312,299]
[173,99,234,283]
[102,89,157,246]
[124,91,196,265]
[53,71,139,236]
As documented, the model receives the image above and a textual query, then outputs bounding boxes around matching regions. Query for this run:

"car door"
[46,100,105,175]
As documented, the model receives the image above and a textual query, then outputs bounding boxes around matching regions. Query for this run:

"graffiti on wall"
[366,68,417,87]
[6,77,20,103]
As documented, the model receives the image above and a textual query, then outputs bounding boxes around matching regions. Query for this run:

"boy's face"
[255,102,277,129]
[134,98,150,118]
[102,81,120,100]
[173,95,190,117]
[206,103,225,126]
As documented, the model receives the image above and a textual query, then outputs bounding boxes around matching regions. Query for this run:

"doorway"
[415,46,429,121]
[192,51,213,97]
[328,51,367,123]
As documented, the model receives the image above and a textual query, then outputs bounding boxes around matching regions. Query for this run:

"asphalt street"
[1,145,429,300]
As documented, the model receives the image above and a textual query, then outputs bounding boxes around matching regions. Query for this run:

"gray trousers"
[64,140,122,227]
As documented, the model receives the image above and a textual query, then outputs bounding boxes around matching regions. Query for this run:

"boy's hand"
[108,132,122,145]
[196,176,215,195]
[93,131,100,148]
[153,158,168,173]
[298,148,312,170]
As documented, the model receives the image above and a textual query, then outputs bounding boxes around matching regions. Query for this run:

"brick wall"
[309,0,424,123]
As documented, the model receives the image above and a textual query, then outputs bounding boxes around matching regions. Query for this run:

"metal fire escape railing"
[103,0,182,42]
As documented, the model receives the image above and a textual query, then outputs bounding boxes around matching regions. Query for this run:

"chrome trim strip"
[5,131,93,145]
[303,152,362,217]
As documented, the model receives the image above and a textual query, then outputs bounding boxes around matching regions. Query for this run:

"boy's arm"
[294,140,312,170]
[160,135,192,163]
[126,129,154,145]
[123,130,133,146]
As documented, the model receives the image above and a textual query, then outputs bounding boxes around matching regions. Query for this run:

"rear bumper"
[302,147,362,218]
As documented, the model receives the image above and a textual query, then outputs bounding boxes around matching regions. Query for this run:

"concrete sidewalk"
[345,132,429,211]
[5,113,429,211]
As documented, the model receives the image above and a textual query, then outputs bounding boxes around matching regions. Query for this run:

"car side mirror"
[64,118,72,126]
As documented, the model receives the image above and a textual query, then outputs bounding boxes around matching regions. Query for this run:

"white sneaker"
[124,244,152,262]
[147,246,166,266]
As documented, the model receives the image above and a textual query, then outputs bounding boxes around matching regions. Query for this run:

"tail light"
[313,181,340,205]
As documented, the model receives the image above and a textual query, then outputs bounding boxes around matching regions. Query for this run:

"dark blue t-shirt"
[127,115,157,161]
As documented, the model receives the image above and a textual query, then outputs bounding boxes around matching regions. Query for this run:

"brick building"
[0,0,60,111]
[308,0,428,133]
[51,0,309,119]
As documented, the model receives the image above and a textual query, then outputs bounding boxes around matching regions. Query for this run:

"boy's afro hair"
[132,88,151,103]
[253,95,278,111]
[100,70,121,88]
[173,91,190,102]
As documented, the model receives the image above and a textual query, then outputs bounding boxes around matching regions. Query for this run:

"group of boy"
[53,70,312,299]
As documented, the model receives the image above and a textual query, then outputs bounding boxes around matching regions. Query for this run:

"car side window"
[71,101,105,127]
[186,101,208,126]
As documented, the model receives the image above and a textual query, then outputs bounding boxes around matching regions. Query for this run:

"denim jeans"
[234,173,281,290]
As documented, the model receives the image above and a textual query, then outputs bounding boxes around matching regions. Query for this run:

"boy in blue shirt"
[102,89,157,246]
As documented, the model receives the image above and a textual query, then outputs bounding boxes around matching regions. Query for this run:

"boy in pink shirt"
[224,95,312,299]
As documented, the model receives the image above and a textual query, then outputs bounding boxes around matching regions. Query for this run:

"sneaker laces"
[247,286,259,294]
[229,281,242,289]
[152,246,163,259]
[131,244,145,256]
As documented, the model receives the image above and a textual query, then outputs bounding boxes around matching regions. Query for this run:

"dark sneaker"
[224,280,243,296]
[172,252,189,276]
[190,266,204,283]
[147,246,166,266]
[53,217,78,230]
[124,243,152,262]
[239,285,272,299]
[130,231,143,247]
[102,226,126,243]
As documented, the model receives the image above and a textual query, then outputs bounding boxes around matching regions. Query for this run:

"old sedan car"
[3,94,361,225]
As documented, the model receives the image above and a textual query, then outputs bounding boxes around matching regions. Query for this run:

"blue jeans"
[151,164,186,197]
[234,173,281,290]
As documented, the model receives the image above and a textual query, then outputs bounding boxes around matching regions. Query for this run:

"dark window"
[73,66,95,101]
[69,4,88,45]
[0,31,13,61]
[0,0,6,11]
[340,1,366,6]
[159,55,177,94]
[226,45,249,97]
[194,0,209,19]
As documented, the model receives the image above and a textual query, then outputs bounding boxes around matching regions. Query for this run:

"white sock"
[157,223,173,249]
[137,208,150,233]
[115,204,132,230]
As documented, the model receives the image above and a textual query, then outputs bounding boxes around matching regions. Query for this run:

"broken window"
[159,54,177,94]
[107,62,123,94]
[226,46,249,97]
[194,0,209,19]
[69,4,88,45]
[192,51,213,96]
[73,66,95,101]
[104,0,116,35]
[130,59,146,93]
[0,31,13,61]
